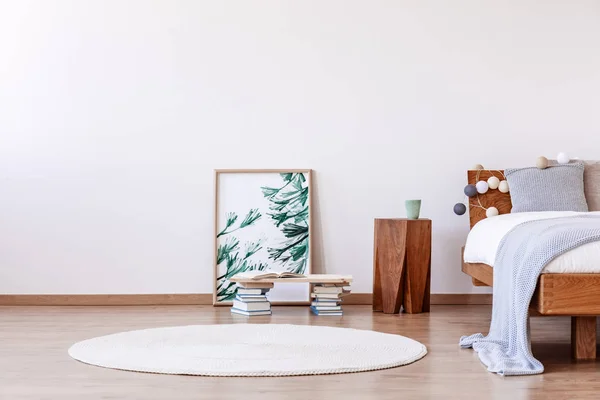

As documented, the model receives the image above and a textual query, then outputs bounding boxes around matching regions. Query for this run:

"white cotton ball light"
[536,156,549,169]
[487,176,500,190]
[486,207,499,218]
[498,180,509,193]
[472,164,484,170]
[476,180,489,194]
[557,152,570,165]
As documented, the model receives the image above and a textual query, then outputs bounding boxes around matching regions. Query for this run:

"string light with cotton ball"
[453,164,507,218]
[536,156,549,169]
[476,181,489,194]
[456,152,576,219]
[486,207,499,218]
[557,152,570,165]
[487,176,500,190]
[498,180,509,193]
[463,184,478,197]
[453,203,467,215]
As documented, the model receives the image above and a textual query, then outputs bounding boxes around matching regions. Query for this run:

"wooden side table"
[372,218,431,314]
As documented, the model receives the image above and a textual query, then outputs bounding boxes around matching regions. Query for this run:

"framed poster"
[213,169,312,305]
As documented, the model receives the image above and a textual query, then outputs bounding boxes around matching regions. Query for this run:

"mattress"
[463,211,600,273]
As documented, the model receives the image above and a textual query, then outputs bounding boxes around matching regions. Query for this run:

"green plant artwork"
[215,171,311,303]
[215,209,267,302]
[261,173,310,274]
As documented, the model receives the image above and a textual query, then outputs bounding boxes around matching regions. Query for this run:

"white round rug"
[68,324,427,377]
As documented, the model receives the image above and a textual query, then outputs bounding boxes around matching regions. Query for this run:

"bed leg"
[571,316,597,360]
[471,277,487,286]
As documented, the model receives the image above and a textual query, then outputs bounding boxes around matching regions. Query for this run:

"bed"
[461,162,600,360]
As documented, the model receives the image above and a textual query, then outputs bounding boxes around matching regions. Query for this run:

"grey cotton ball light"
[454,203,467,215]
[464,184,478,197]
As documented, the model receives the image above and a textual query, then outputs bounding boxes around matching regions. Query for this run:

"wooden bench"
[230,274,353,315]
[230,274,353,285]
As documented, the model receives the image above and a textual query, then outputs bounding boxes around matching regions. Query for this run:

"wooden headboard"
[467,161,600,229]
[467,170,511,229]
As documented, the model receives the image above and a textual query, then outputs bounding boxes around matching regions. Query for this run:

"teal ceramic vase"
[405,200,421,220]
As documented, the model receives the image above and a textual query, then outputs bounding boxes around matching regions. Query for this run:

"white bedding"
[463,211,600,273]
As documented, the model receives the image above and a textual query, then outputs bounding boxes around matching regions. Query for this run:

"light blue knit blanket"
[460,215,600,376]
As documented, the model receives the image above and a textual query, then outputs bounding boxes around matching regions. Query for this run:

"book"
[231,308,272,317]
[232,300,271,312]
[311,291,350,299]
[310,307,343,316]
[310,305,342,311]
[235,282,275,289]
[313,286,346,294]
[235,295,268,303]
[236,293,268,298]
[317,283,346,287]
[235,271,305,280]
[237,288,269,296]
[311,300,341,306]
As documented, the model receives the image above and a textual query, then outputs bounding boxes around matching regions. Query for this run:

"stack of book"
[310,283,350,316]
[230,282,274,317]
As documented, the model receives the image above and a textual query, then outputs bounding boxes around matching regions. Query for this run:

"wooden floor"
[1,305,600,400]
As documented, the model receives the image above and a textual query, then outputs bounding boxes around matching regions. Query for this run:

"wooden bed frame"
[461,168,600,360]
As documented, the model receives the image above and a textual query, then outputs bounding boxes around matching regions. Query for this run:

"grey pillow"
[505,160,588,213]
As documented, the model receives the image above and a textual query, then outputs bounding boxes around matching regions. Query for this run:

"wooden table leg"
[403,220,432,314]
[373,220,405,314]
[421,266,431,313]
[372,222,383,312]
[571,316,597,360]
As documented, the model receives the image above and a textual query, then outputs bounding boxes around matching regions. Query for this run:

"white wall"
[1,0,599,295]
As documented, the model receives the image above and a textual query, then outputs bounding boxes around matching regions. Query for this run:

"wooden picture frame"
[213,169,313,306]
